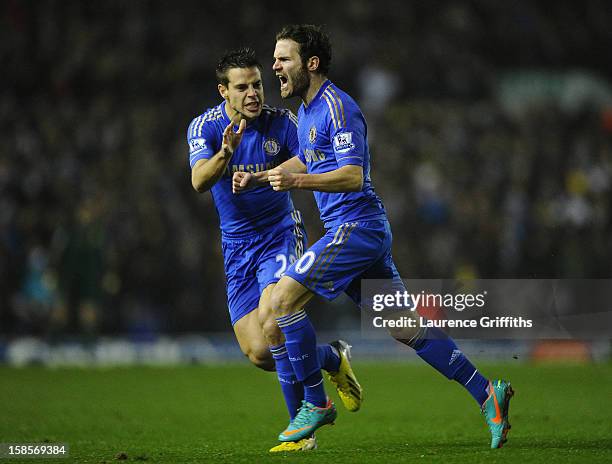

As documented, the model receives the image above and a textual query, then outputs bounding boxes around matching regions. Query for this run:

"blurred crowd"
[1,0,611,337]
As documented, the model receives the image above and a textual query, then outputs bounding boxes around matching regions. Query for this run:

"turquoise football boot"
[482,379,514,448]
[278,399,337,442]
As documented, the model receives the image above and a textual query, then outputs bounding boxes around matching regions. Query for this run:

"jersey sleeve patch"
[189,137,208,154]
[333,131,355,154]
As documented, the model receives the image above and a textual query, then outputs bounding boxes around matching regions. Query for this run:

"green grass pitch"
[1,362,611,463]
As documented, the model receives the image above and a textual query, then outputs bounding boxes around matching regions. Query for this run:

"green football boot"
[325,340,363,412]
[482,379,514,449]
[278,399,337,442]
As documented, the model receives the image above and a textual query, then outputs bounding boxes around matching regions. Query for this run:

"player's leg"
[255,221,342,449]
[395,324,492,405]
[260,289,341,375]
[231,296,320,452]
[392,321,513,447]
[223,229,326,450]
[223,236,274,371]
[392,311,513,447]
[271,275,336,442]
[362,221,513,447]
[271,222,391,441]
[351,220,491,405]
[261,282,343,452]
[258,284,304,421]
[255,221,342,393]
[259,284,321,453]
[269,276,325,407]
[278,221,398,415]
[232,308,274,371]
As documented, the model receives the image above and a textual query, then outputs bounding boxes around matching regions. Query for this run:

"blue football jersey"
[297,81,386,228]
[187,102,299,237]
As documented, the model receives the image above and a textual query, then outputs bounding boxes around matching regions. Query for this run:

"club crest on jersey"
[309,126,317,144]
[263,138,281,156]
[333,131,355,153]
[189,138,207,153]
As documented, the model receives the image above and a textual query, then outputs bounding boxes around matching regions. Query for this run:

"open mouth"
[245,102,260,112]
[278,75,288,90]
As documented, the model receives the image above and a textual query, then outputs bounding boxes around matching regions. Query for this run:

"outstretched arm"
[192,119,246,193]
[267,164,363,193]
[232,155,307,193]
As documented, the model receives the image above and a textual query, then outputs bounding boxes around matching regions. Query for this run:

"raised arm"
[192,120,246,193]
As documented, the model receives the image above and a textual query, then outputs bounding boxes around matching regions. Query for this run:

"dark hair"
[215,47,262,86]
[276,24,332,75]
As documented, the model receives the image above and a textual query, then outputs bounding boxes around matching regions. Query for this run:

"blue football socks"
[270,344,303,419]
[276,309,327,407]
[411,326,490,405]
[317,344,341,372]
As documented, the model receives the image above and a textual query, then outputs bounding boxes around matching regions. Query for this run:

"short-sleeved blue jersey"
[297,81,386,228]
[187,102,299,238]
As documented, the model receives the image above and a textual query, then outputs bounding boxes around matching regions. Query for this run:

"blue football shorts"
[283,219,401,306]
[222,215,307,325]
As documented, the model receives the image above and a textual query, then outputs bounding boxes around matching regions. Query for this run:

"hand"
[232,171,254,194]
[268,167,296,191]
[221,119,246,157]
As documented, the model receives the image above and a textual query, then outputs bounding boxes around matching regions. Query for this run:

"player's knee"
[388,325,418,342]
[256,300,283,345]
[261,317,283,346]
[246,347,275,372]
[270,284,298,316]
[385,314,420,343]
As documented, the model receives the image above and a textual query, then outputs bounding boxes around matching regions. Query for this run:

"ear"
[218,83,228,100]
[306,56,320,73]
